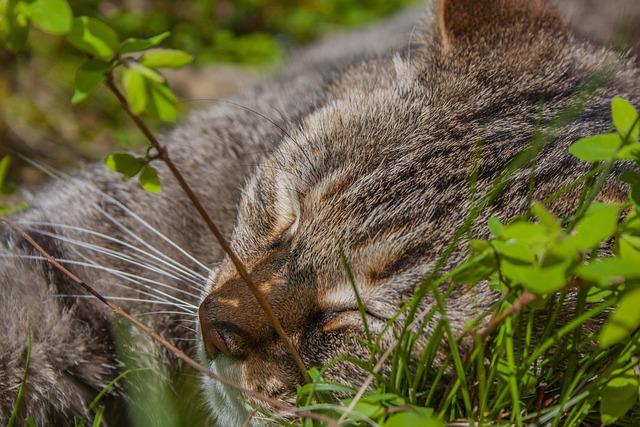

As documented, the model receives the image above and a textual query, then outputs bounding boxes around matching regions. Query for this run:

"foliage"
[0,0,417,189]
[2,0,203,191]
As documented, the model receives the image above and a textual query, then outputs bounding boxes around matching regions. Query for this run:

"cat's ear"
[437,0,566,52]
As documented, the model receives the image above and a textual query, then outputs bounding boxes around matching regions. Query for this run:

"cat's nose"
[198,300,253,359]
[198,301,231,358]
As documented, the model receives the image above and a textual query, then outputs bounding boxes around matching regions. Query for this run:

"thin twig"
[0,217,333,425]
[104,75,309,383]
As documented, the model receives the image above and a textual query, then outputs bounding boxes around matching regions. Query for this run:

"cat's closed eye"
[318,308,387,333]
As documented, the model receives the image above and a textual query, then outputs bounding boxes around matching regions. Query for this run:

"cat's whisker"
[178,325,197,333]
[70,254,201,306]
[95,200,210,273]
[71,251,197,313]
[53,294,195,309]
[19,225,205,290]
[17,155,211,276]
[0,253,198,309]
[16,220,208,283]
[75,256,201,301]
[17,154,65,180]
[97,207,210,284]
[137,310,197,317]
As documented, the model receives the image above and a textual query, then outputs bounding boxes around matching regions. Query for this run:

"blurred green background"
[0,0,416,186]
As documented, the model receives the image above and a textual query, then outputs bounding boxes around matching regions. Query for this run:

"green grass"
[7,325,31,427]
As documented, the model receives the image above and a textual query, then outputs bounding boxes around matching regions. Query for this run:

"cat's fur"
[1,0,640,425]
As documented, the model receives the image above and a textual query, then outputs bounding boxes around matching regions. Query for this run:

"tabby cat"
[1,0,639,425]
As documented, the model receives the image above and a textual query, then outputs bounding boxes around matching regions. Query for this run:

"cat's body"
[1,0,640,425]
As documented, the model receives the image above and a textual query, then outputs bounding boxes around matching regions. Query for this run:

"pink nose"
[198,302,231,357]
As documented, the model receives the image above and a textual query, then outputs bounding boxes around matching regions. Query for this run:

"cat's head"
[196,0,615,420]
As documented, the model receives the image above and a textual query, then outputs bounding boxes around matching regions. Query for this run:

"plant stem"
[504,316,523,427]
[7,324,31,427]
[104,75,309,383]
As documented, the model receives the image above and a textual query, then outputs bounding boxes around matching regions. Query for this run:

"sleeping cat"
[1,0,640,425]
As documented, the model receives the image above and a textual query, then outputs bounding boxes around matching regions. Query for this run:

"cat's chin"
[198,352,262,426]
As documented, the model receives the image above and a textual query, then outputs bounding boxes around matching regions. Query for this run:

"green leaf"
[569,133,621,162]
[469,239,490,253]
[502,261,570,295]
[119,32,170,54]
[1,0,29,53]
[67,17,119,60]
[342,393,406,421]
[619,234,640,263]
[492,240,536,263]
[532,202,561,234]
[140,49,193,69]
[488,216,504,237]
[132,64,164,83]
[616,143,640,160]
[586,286,614,303]
[600,288,640,348]
[23,0,71,35]
[577,258,640,287]
[122,67,147,114]
[104,153,144,180]
[453,250,496,284]
[72,60,110,104]
[348,400,385,420]
[138,165,161,193]
[357,393,405,406]
[383,409,443,427]
[147,81,177,122]
[570,203,620,251]
[600,367,639,425]
[626,210,640,234]
[500,222,549,246]
[612,96,639,143]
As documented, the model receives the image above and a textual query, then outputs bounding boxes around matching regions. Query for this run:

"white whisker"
[0,253,198,309]
[97,207,210,284]
[19,220,208,283]
[71,252,200,311]
[20,225,205,290]
[138,310,197,317]
[96,202,210,273]
[17,155,211,274]
[53,294,195,309]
